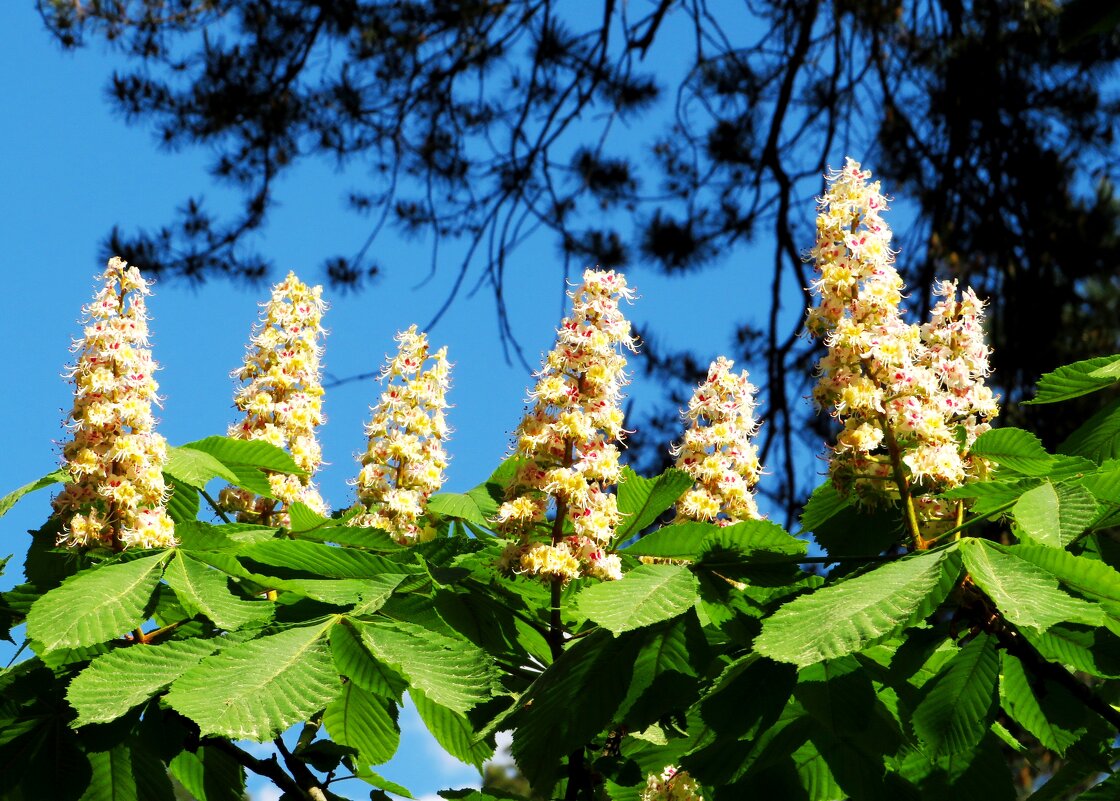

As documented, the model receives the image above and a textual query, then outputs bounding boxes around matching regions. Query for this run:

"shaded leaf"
[1059,397,1120,464]
[799,480,850,533]
[168,745,245,801]
[999,652,1086,755]
[911,634,999,757]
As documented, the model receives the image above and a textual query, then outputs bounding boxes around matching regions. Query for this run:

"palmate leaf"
[969,428,1056,476]
[613,467,694,543]
[1000,652,1087,755]
[411,688,494,768]
[576,564,700,635]
[67,638,219,726]
[911,634,999,757]
[354,619,499,713]
[754,548,961,668]
[1012,481,1098,548]
[162,552,272,630]
[1024,354,1120,404]
[322,682,400,767]
[165,621,339,740]
[961,540,1105,632]
[26,551,171,651]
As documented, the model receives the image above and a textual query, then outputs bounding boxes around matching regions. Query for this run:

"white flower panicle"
[672,357,764,524]
[351,325,451,545]
[220,271,328,525]
[496,269,637,583]
[808,158,998,515]
[53,258,177,550]
[641,766,703,801]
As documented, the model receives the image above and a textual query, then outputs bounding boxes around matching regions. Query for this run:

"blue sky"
[0,4,824,798]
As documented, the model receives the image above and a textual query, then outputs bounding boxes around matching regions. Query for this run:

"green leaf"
[511,630,642,792]
[242,540,405,578]
[1026,624,1120,678]
[1059,398,1120,464]
[1000,652,1087,755]
[81,740,175,801]
[621,523,706,559]
[331,623,408,700]
[165,622,339,740]
[67,638,219,726]
[614,467,694,542]
[168,746,245,801]
[175,520,277,551]
[0,470,66,521]
[961,540,1104,632]
[163,552,272,630]
[623,519,804,560]
[179,436,305,474]
[411,688,493,768]
[164,446,239,488]
[970,427,1056,476]
[355,619,499,713]
[164,477,200,525]
[799,480,851,533]
[754,548,961,667]
[911,634,999,757]
[1025,354,1120,404]
[427,493,493,527]
[26,552,170,651]
[576,564,699,635]
[1012,481,1098,548]
[323,682,400,767]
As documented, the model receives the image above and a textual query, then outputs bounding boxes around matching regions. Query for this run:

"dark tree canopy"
[39,0,1120,520]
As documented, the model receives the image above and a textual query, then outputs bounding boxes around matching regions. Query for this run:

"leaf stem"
[200,488,232,523]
